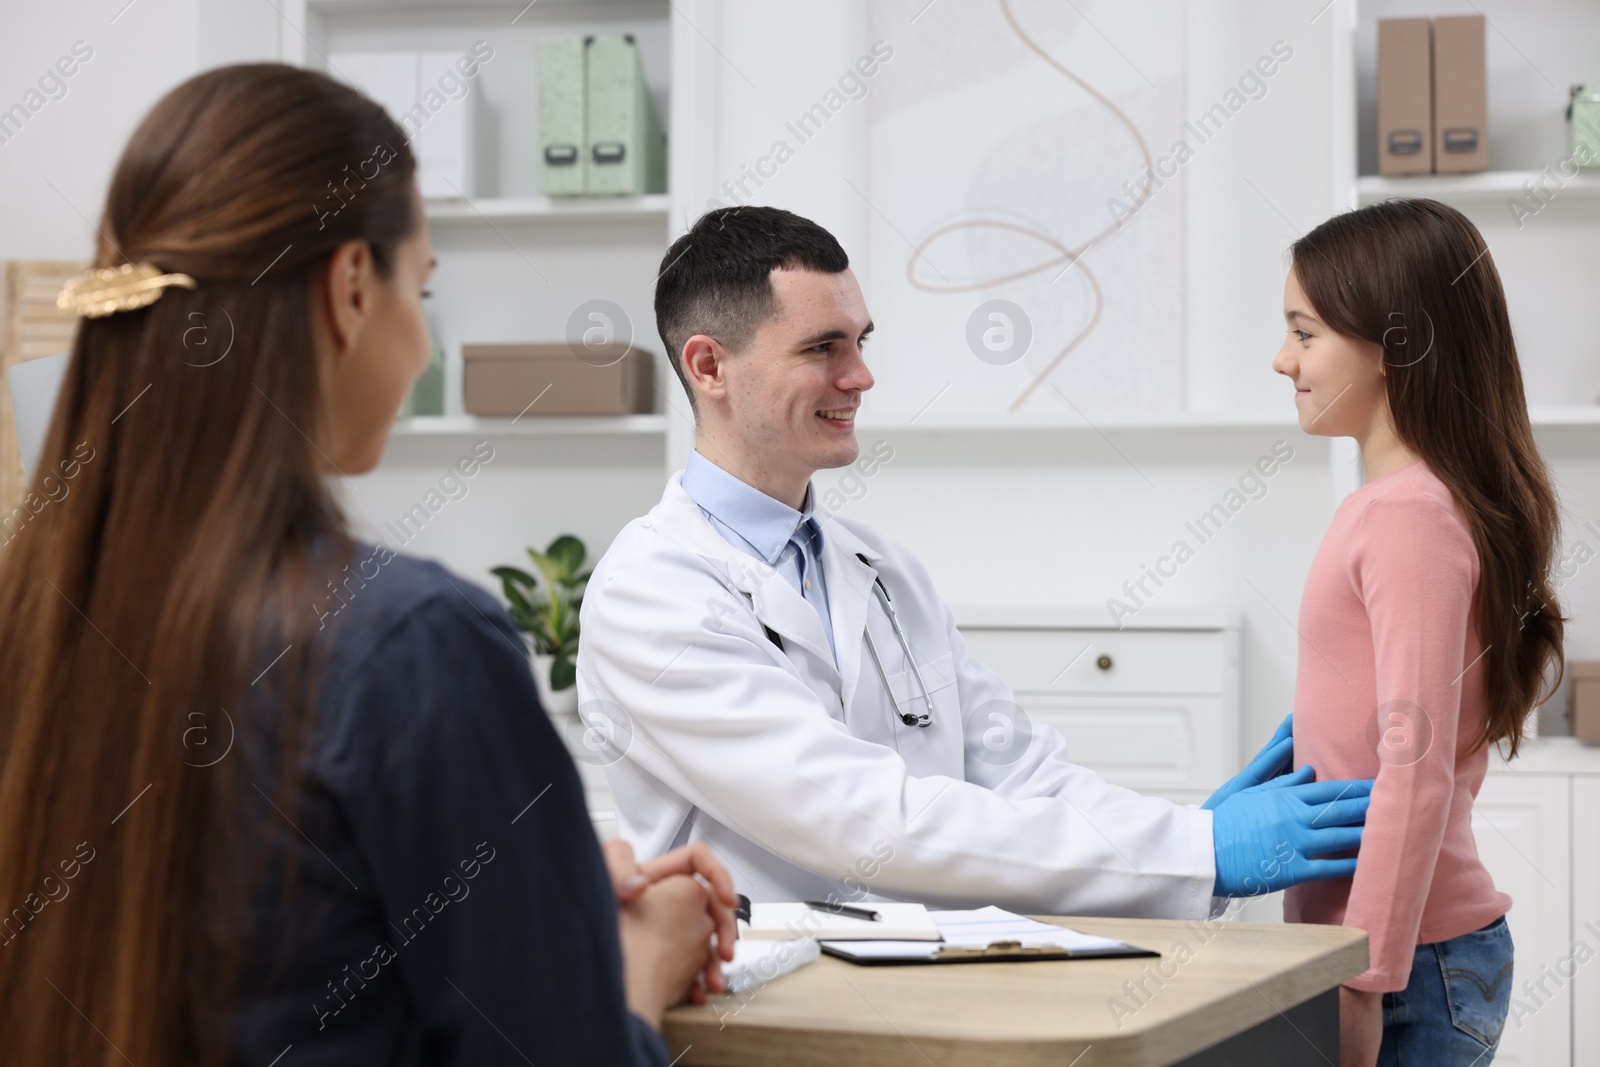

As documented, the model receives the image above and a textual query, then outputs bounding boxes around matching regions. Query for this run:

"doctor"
[577,206,1371,918]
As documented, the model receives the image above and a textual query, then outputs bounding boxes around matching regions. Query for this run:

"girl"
[1274,198,1565,1067]
[0,64,733,1065]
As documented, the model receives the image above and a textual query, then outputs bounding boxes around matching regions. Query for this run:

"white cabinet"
[1466,739,1600,1067]
[1471,773,1571,1066]
[959,610,1256,912]
[957,609,1241,804]
[1573,776,1600,1067]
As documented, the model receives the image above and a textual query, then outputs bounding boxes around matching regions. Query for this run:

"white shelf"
[391,414,668,436]
[305,0,664,13]
[1356,171,1600,206]
[856,409,1301,434]
[1531,405,1600,426]
[854,406,1600,436]
[424,195,670,224]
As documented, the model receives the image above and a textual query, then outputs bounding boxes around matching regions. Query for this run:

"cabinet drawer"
[1024,694,1230,792]
[960,627,1226,694]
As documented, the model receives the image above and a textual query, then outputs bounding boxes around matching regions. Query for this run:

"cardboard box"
[1377,18,1434,176]
[462,343,653,417]
[1573,661,1600,744]
[1432,15,1488,174]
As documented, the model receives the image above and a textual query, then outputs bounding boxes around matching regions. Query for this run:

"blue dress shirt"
[681,450,837,664]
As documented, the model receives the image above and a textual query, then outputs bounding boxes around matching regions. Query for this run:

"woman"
[0,63,733,1065]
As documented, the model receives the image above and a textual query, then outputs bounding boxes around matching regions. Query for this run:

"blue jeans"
[1377,915,1514,1066]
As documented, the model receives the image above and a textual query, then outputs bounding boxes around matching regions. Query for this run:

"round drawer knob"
[1096,654,1113,671]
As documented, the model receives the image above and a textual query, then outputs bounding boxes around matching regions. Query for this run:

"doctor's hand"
[1210,768,1374,897]
[1203,714,1295,811]
[617,874,718,1031]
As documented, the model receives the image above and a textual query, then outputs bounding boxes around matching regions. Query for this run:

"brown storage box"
[1377,18,1434,176]
[462,343,653,417]
[1574,661,1600,745]
[1433,14,1488,174]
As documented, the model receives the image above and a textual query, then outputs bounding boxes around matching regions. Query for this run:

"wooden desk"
[664,916,1367,1067]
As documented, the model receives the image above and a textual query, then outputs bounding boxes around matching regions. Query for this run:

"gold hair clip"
[57,262,197,319]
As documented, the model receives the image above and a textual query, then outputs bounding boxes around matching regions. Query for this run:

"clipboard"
[820,938,1160,965]
[817,906,1161,966]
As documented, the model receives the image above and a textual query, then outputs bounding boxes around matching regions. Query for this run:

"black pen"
[805,900,880,922]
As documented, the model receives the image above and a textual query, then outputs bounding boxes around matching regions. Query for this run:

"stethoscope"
[856,554,935,728]
[754,553,935,729]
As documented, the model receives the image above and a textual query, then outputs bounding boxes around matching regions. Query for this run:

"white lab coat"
[576,474,1216,919]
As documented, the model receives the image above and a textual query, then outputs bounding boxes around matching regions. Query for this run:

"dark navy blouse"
[228,544,667,1066]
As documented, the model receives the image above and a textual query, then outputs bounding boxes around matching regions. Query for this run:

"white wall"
[0,0,290,259]
[1185,0,1342,412]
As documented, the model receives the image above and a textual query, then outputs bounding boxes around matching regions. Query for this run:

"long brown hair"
[1292,198,1564,758]
[0,64,416,1064]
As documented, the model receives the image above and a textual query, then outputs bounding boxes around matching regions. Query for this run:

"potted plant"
[492,534,589,717]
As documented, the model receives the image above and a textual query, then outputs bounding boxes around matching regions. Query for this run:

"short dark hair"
[654,205,850,408]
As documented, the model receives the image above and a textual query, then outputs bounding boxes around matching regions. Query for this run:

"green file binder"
[584,35,666,196]
[538,36,587,196]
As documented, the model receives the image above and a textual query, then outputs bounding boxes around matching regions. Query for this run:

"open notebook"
[820,906,1159,965]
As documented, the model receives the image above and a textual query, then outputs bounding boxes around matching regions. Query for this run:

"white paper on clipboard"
[822,906,1152,962]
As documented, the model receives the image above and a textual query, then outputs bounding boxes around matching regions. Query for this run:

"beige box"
[1574,661,1600,745]
[462,343,653,417]
[1377,18,1434,176]
[1433,15,1488,174]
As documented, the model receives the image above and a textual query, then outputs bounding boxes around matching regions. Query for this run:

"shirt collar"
[682,450,821,565]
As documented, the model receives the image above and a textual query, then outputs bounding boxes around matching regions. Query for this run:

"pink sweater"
[1282,461,1510,993]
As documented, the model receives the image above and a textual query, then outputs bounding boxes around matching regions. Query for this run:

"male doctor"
[577,206,1370,918]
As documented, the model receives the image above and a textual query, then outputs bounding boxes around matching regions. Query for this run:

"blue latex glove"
[1203,713,1295,811]
[1211,768,1374,897]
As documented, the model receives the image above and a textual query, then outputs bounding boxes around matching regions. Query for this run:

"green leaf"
[524,547,564,593]
[498,581,536,620]
[494,540,584,658]
[546,535,586,577]
[544,594,579,645]
[491,565,539,590]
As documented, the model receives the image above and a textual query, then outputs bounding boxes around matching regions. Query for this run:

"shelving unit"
[266,0,710,618]
[424,194,671,225]
[1333,0,1600,477]
[277,0,692,467]
[1356,171,1600,205]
